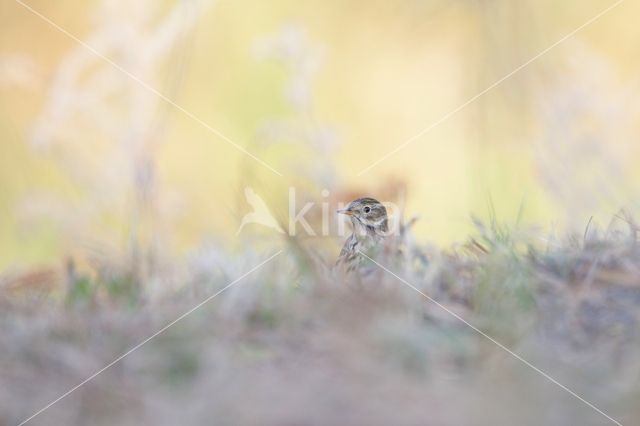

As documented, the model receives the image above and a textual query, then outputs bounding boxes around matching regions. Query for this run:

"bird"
[336,197,389,274]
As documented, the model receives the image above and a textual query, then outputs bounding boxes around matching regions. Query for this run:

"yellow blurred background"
[1,0,640,270]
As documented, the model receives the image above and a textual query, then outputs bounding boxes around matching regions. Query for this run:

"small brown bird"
[336,197,388,273]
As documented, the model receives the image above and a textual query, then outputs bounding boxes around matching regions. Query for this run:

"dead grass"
[2,217,640,426]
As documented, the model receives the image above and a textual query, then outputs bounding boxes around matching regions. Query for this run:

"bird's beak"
[337,208,353,216]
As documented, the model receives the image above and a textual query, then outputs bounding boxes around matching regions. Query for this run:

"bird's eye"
[363,206,371,213]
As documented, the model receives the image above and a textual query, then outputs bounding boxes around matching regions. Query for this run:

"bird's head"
[337,197,388,236]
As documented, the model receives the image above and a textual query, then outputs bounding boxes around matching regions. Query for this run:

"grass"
[3,1,638,424]
[2,216,640,425]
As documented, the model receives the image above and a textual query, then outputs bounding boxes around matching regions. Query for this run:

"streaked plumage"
[336,197,388,273]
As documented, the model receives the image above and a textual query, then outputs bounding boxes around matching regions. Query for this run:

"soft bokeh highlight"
[1,0,639,269]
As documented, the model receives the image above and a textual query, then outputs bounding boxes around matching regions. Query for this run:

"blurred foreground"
[2,1,640,424]
[2,217,640,426]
